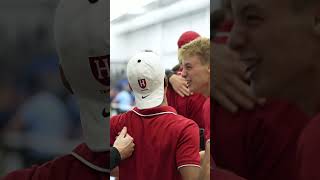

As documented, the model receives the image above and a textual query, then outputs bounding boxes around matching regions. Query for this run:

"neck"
[160,94,168,106]
[291,90,320,117]
[201,80,210,97]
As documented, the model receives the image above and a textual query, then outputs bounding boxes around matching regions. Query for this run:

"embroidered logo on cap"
[138,79,147,89]
[89,55,110,86]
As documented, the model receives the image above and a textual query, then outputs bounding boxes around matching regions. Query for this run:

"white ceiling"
[110,0,184,23]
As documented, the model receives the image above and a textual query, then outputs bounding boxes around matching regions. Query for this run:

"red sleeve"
[110,116,118,145]
[176,121,200,168]
[3,164,51,180]
[2,154,108,180]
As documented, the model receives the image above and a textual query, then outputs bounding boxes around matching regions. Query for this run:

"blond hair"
[178,37,210,65]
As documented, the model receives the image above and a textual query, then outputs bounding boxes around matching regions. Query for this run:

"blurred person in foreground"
[2,0,134,179]
[211,0,320,179]
[226,0,320,179]
[209,4,312,180]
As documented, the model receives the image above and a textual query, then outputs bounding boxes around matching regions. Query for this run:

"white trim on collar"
[131,109,177,117]
[71,152,109,173]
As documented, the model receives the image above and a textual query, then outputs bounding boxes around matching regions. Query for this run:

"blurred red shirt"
[213,100,310,180]
[3,143,108,180]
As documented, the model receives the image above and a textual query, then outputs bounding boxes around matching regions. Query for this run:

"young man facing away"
[110,50,201,180]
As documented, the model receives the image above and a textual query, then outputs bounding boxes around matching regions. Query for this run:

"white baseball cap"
[127,51,165,109]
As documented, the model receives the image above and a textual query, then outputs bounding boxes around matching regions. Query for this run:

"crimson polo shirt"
[213,100,310,180]
[297,113,320,180]
[3,143,108,180]
[110,105,200,180]
[166,85,207,128]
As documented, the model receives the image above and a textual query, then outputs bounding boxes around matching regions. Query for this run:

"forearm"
[110,147,121,169]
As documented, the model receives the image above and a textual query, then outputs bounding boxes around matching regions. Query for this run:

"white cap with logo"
[127,51,165,109]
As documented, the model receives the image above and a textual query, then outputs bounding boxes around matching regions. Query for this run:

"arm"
[110,147,121,170]
[110,127,135,169]
[179,166,200,180]
[110,167,119,177]
[176,122,201,180]
[168,74,191,97]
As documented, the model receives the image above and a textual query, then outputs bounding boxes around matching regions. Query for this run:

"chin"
[252,81,278,99]
[189,86,198,94]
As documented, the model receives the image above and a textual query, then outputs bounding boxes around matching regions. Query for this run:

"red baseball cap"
[177,31,200,48]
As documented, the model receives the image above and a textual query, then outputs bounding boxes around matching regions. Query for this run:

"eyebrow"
[184,62,192,66]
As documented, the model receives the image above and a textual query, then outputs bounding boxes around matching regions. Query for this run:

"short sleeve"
[176,121,201,169]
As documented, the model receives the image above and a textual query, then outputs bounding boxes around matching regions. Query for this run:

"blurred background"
[0,0,82,176]
[110,0,210,117]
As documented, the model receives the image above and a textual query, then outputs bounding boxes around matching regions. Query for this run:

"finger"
[214,90,238,113]
[228,76,257,103]
[228,56,248,81]
[182,79,188,86]
[119,127,127,137]
[125,134,134,141]
[222,82,255,110]
[232,64,248,82]
[181,86,191,96]
[228,77,266,108]
[176,89,185,97]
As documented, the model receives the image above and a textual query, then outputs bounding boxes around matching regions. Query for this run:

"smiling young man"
[180,37,251,180]
[179,37,211,180]
[180,37,210,141]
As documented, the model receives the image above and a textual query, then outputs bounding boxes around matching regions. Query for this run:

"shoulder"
[110,111,133,127]
[172,113,200,129]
